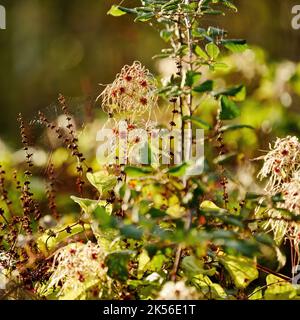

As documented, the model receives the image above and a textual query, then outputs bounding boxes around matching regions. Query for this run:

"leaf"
[200,200,221,211]
[195,45,209,59]
[193,80,214,93]
[191,274,227,299]
[135,12,155,22]
[205,42,220,59]
[248,287,263,300]
[219,255,258,289]
[220,0,238,12]
[107,5,127,17]
[207,27,227,38]
[86,171,117,195]
[124,166,154,177]
[138,250,151,274]
[160,29,172,42]
[215,85,246,101]
[167,162,189,177]
[192,28,207,38]
[120,224,143,240]
[219,124,254,132]
[181,256,208,277]
[105,251,135,281]
[185,71,201,87]
[92,206,116,229]
[71,196,111,215]
[264,275,296,300]
[222,39,248,53]
[220,96,240,120]
[182,115,211,130]
[37,223,89,254]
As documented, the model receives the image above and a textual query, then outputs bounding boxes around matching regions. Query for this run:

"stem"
[183,0,193,165]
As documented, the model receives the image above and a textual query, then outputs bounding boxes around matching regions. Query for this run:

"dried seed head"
[44,242,111,299]
[258,136,300,194]
[99,61,157,120]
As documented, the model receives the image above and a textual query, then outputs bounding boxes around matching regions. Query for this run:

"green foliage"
[1,0,299,302]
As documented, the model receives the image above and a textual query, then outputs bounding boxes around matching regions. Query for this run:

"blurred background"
[0,0,299,148]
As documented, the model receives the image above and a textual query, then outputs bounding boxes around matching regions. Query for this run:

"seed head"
[99,61,157,120]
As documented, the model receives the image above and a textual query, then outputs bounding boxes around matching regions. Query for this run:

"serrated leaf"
[219,255,258,289]
[220,96,240,120]
[205,42,220,59]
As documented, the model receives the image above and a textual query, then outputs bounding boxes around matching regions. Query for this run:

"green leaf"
[192,28,207,38]
[200,200,222,211]
[92,206,116,229]
[167,162,189,177]
[219,255,258,289]
[182,116,211,130]
[105,250,135,281]
[222,39,248,53]
[248,287,263,300]
[120,224,143,240]
[71,196,111,215]
[124,166,154,177]
[138,250,151,275]
[107,5,127,17]
[195,45,209,59]
[160,30,172,42]
[181,256,215,278]
[135,12,155,22]
[37,223,88,254]
[205,42,220,59]
[220,96,240,120]
[264,275,296,300]
[191,274,227,299]
[215,85,246,101]
[219,124,254,132]
[185,71,201,87]
[86,171,117,195]
[207,27,227,38]
[193,80,213,93]
[220,0,238,11]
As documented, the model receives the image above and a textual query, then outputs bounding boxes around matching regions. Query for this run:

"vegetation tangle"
[1,0,300,300]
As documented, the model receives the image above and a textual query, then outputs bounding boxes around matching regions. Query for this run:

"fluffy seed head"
[99,61,157,120]
[258,136,300,194]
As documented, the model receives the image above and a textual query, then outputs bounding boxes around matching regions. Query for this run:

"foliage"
[0,0,299,301]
